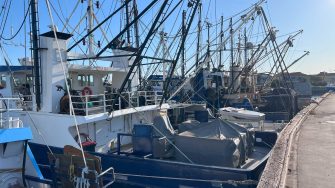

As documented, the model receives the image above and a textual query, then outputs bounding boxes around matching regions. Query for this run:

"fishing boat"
[0,0,309,187]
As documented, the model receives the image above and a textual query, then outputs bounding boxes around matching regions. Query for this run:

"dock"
[258,93,335,188]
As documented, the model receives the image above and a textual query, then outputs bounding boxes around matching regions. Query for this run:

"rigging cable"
[0,0,12,37]
[44,0,88,168]
[0,0,9,31]
[1,0,31,40]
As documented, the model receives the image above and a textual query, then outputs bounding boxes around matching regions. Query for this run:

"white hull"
[14,104,165,153]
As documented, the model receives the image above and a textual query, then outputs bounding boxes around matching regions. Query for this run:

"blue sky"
[194,0,335,74]
[1,0,334,74]
[264,0,335,74]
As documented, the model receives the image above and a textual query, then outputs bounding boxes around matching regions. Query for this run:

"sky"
[0,0,334,74]
[263,0,335,74]
[192,0,335,74]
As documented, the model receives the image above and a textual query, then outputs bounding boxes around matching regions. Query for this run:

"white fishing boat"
[219,106,265,130]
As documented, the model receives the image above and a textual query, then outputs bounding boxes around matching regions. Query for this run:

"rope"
[44,0,88,168]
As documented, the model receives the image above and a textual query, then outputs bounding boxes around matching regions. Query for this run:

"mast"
[219,15,223,68]
[181,10,186,78]
[244,27,248,66]
[133,0,142,86]
[30,0,41,111]
[87,0,94,65]
[125,0,131,46]
[196,2,202,67]
[161,31,167,81]
[109,0,169,113]
[206,20,211,69]
[229,18,234,91]
[160,0,200,106]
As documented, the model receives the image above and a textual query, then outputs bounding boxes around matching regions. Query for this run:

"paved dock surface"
[292,94,335,188]
[258,93,335,188]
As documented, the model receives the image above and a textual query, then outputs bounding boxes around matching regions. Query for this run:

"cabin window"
[88,75,94,86]
[0,75,6,88]
[78,74,94,86]
[78,75,86,86]
[26,75,33,85]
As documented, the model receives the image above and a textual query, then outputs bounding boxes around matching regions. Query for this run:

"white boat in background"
[219,107,265,130]
[219,107,286,131]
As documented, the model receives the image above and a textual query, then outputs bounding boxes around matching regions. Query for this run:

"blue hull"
[29,131,277,188]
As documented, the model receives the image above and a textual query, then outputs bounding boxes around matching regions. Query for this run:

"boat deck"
[116,144,272,170]
[241,146,271,169]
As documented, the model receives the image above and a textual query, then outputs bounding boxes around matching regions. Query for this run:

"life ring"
[82,86,93,96]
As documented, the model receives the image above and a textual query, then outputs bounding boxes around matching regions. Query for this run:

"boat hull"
[29,131,277,188]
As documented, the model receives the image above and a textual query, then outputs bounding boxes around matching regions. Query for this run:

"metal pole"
[133,0,142,86]
[67,1,130,52]
[125,0,131,46]
[97,0,159,57]
[31,0,41,111]
[219,15,223,68]
[229,18,234,91]
[87,0,94,65]
[161,32,167,81]
[196,3,202,67]
[22,140,28,187]
[244,27,248,66]
[181,10,186,78]
[160,0,201,106]
[206,21,211,69]
[109,0,169,113]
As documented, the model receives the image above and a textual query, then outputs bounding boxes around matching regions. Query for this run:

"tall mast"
[181,10,186,79]
[87,0,94,65]
[244,27,248,66]
[133,0,140,48]
[161,31,167,81]
[125,0,131,46]
[206,20,211,69]
[30,0,41,111]
[219,15,223,68]
[196,2,202,67]
[229,18,234,91]
[133,0,141,86]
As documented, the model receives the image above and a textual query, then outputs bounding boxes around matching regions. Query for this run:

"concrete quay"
[258,93,335,188]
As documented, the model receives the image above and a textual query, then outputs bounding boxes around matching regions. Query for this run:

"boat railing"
[168,100,206,105]
[0,97,24,129]
[70,91,164,116]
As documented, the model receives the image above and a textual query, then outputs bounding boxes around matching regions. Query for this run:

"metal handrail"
[0,97,25,129]
[69,90,164,116]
